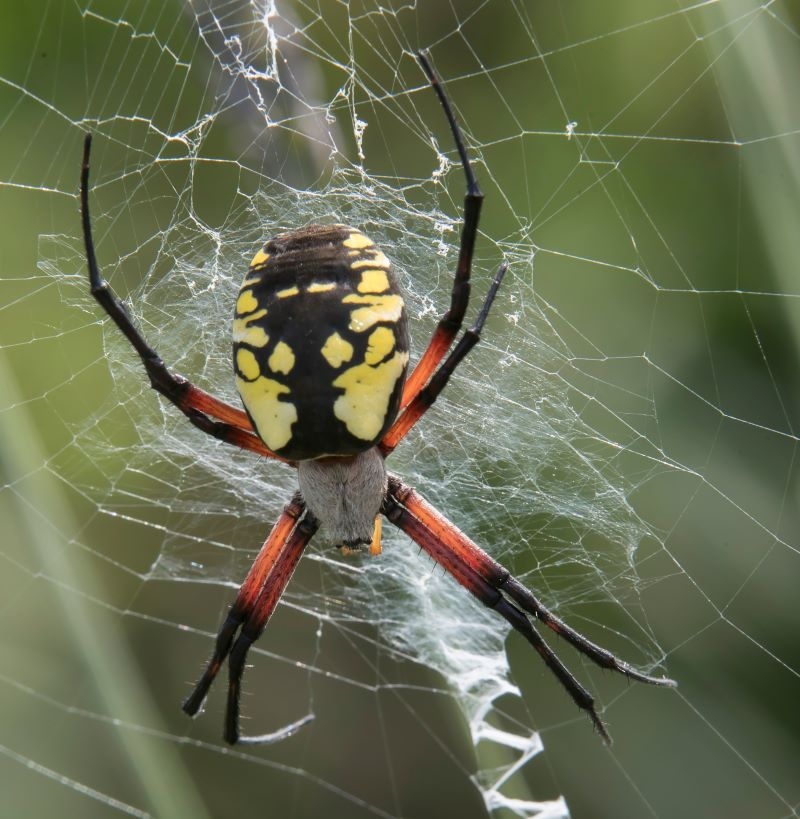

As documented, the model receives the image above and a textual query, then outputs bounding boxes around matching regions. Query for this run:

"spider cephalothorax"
[80,51,675,746]
[297,449,387,549]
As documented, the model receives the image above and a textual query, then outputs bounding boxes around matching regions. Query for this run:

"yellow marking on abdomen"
[233,311,269,347]
[321,332,354,368]
[343,232,374,250]
[250,248,270,268]
[343,293,404,332]
[276,286,300,299]
[235,347,261,381]
[236,374,297,452]
[332,350,409,441]
[236,289,260,315]
[307,282,337,293]
[268,341,295,375]
[365,326,396,365]
[351,251,390,270]
[356,269,390,294]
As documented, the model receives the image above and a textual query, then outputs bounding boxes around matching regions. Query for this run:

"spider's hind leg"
[80,133,284,461]
[400,52,485,409]
[381,262,507,454]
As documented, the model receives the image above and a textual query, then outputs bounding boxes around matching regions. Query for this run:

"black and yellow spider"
[80,52,675,745]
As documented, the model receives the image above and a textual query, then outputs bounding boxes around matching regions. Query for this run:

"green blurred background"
[2,2,799,818]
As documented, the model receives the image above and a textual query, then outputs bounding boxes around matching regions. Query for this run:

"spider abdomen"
[233,224,410,461]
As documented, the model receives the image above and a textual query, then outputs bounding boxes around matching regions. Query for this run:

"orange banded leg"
[184,384,292,462]
[384,475,676,742]
[81,133,286,464]
[387,477,677,687]
[182,494,319,744]
[382,478,609,742]
[182,494,305,717]
[183,385,251,429]
[225,505,318,744]
[402,52,484,409]
[381,263,507,455]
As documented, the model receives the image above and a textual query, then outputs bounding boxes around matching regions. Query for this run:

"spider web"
[2,1,799,817]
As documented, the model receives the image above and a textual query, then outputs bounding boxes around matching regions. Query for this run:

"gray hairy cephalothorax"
[297,447,387,547]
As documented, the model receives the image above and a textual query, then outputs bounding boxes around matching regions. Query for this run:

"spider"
[80,52,675,746]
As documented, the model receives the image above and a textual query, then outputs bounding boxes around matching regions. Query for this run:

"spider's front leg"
[183,493,319,744]
[383,476,676,743]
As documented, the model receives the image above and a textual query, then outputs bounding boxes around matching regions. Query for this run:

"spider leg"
[225,505,319,745]
[382,479,609,742]
[390,478,676,688]
[182,493,318,744]
[381,262,507,454]
[181,494,304,716]
[384,476,676,742]
[80,133,289,464]
[499,575,677,687]
[401,52,484,409]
